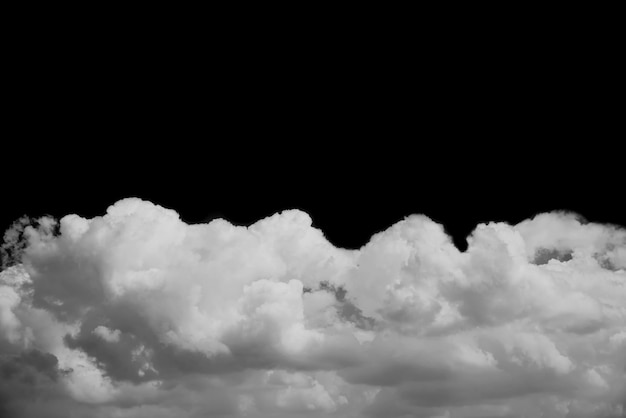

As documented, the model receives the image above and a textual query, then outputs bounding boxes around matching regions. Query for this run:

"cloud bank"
[0,198,624,418]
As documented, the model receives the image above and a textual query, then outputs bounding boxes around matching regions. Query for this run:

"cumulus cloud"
[0,198,624,417]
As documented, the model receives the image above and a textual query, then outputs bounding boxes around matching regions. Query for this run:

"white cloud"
[0,198,624,417]
[93,326,121,343]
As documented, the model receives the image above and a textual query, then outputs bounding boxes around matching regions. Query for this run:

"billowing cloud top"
[0,198,624,418]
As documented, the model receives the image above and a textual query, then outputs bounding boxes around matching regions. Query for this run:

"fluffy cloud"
[0,198,624,417]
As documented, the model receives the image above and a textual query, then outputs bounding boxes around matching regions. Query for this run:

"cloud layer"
[0,198,624,417]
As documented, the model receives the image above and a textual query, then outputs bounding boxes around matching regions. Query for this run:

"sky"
[3,22,624,418]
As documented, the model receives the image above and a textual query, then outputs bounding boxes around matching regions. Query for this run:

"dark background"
[2,23,623,251]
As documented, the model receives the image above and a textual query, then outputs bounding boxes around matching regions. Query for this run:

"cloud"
[0,198,624,417]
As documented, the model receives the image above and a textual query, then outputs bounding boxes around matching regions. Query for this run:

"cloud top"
[0,198,624,417]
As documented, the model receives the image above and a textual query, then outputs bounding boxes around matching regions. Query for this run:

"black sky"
[3,33,623,252]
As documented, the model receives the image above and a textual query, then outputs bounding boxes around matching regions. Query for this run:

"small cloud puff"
[93,326,121,343]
